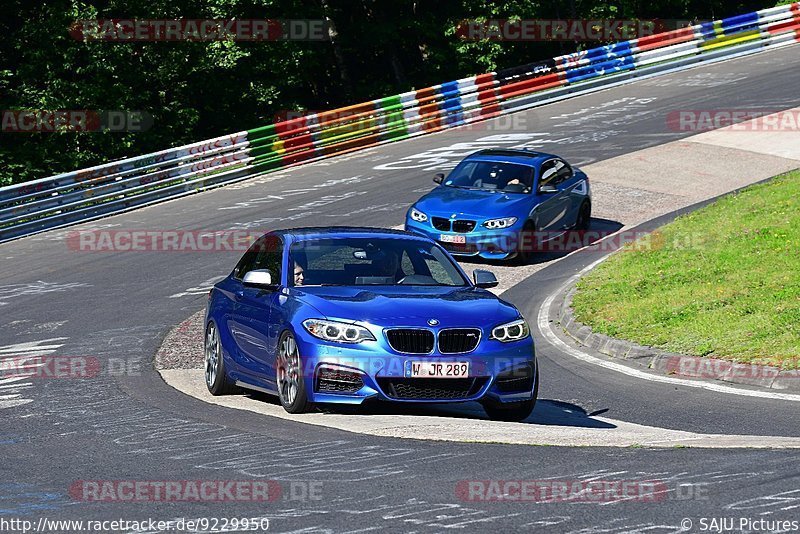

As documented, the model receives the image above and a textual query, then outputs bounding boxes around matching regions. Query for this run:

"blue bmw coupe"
[405,148,591,262]
[205,227,538,421]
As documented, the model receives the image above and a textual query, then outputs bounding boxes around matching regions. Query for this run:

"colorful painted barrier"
[1,4,798,243]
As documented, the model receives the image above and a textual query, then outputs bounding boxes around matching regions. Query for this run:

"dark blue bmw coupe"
[405,148,591,262]
[205,227,538,421]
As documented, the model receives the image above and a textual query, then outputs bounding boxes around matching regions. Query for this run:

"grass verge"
[571,170,800,369]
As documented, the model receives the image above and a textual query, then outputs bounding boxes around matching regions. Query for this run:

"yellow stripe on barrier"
[700,30,762,51]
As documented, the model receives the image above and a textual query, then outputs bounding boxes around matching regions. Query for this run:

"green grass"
[572,170,800,369]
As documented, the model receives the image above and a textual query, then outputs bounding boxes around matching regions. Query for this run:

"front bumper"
[405,218,523,260]
[293,328,537,405]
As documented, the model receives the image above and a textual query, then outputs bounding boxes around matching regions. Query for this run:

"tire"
[482,367,539,422]
[276,331,310,414]
[515,221,537,265]
[205,321,240,395]
[576,200,592,231]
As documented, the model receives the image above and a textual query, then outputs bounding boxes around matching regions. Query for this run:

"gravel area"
[155,310,205,369]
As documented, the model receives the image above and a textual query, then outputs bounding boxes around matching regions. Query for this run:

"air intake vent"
[377,377,488,400]
[452,220,476,233]
[432,217,451,231]
[386,329,434,354]
[438,328,481,353]
[315,367,364,394]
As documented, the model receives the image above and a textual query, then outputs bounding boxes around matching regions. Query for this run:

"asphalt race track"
[2,47,800,532]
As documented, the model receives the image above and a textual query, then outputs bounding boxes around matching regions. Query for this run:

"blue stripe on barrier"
[440,81,461,100]
[722,12,760,33]
[580,41,632,62]
[440,96,465,127]
[698,22,719,40]
[565,55,635,84]
[439,81,465,126]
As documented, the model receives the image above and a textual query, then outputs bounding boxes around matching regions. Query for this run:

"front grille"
[452,220,476,233]
[432,217,451,231]
[315,367,364,394]
[495,364,535,393]
[386,329,434,354]
[438,328,481,353]
[377,377,489,400]
[439,241,479,255]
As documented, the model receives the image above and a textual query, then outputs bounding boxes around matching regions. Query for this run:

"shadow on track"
[244,390,614,429]
[456,218,624,267]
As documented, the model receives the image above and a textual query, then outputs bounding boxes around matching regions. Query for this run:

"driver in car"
[293,262,305,286]
[375,251,401,282]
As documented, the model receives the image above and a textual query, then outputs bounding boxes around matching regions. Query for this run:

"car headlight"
[491,319,530,342]
[410,207,428,222]
[483,217,517,229]
[303,319,376,344]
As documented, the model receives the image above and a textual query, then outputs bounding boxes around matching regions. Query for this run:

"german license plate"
[440,234,466,244]
[408,361,470,378]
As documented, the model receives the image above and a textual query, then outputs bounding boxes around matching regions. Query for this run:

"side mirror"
[433,173,444,184]
[242,269,275,288]
[538,184,558,194]
[473,269,498,289]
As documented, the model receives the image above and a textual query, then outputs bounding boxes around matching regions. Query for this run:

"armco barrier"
[2,4,799,243]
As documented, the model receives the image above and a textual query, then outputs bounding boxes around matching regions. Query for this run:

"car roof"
[271,226,431,243]
[463,148,559,166]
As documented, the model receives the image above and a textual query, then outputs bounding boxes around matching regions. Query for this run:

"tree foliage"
[0,0,776,185]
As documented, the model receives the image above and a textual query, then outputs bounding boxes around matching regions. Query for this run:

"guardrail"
[2,3,798,243]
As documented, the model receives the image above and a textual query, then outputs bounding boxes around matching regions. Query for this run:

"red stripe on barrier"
[635,27,697,52]
[766,18,800,34]
[474,73,495,85]
[282,133,313,151]
[321,133,380,154]
[766,4,800,35]
[281,147,318,165]
[274,116,309,136]
[414,87,437,101]
[497,72,565,99]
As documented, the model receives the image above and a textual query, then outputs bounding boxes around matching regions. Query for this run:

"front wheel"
[575,201,591,231]
[482,368,538,421]
[515,221,537,265]
[276,331,310,414]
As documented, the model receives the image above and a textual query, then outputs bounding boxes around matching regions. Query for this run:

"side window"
[234,235,283,281]
[538,160,558,190]
[554,159,573,183]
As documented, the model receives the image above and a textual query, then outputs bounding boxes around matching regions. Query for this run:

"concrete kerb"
[556,271,800,393]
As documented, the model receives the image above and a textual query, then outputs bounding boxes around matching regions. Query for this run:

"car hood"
[292,285,519,328]
[415,186,531,218]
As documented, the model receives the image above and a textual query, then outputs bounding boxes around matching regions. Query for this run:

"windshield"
[444,160,534,193]
[290,237,468,287]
